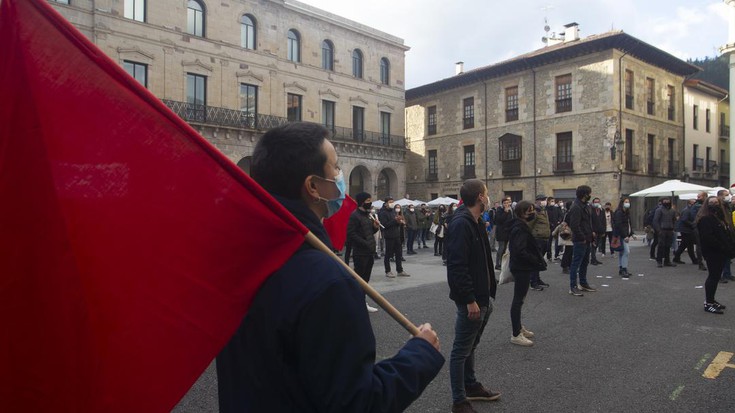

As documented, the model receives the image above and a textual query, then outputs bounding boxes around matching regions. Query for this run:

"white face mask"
[540,201,547,207]
[623,202,631,209]
[725,195,732,204]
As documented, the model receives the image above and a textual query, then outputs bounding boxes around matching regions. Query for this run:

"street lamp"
[610,130,623,160]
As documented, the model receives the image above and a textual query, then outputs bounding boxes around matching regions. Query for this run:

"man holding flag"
[216,122,444,412]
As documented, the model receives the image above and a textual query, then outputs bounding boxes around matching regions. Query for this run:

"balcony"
[502,159,521,177]
[668,107,675,121]
[161,99,407,148]
[706,160,718,175]
[426,171,438,181]
[555,98,572,113]
[667,160,679,178]
[647,159,661,175]
[505,108,518,122]
[428,124,437,136]
[692,157,704,172]
[721,124,730,139]
[461,164,476,179]
[552,155,574,173]
[625,154,640,172]
[625,95,633,110]
[647,101,654,115]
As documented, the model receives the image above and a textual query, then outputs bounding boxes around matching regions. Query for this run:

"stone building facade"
[49,0,410,199]
[405,27,700,223]
[682,80,730,188]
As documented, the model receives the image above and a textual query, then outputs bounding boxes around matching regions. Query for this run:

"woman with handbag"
[433,205,446,257]
[695,196,733,314]
[552,220,573,273]
[508,201,546,347]
[612,197,634,278]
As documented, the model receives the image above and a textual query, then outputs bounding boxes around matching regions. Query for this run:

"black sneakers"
[579,284,597,292]
[569,287,584,296]
[704,303,724,314]
[537,279,550,287]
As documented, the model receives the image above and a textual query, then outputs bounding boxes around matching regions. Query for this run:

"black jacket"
[493,207,514,242]
[653,206,677,231]
[591,207,606,233]
[217,196,444,412]
[567,199,593,243]
[546,205,563,229]
[612,209,632,238]
[446,205,497,306]
[697,214,735,260]
[378,206,401,239]
[347,209,378,256]
[508,218,547,273]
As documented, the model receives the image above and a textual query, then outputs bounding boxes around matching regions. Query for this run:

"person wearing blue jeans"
[446,179,499,413]
[566,185,597,296]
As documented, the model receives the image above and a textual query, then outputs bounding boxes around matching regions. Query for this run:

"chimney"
[455,61,464,75]
[563,23,579,42]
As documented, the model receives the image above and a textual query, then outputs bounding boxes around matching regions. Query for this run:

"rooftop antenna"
[541,5,554,45]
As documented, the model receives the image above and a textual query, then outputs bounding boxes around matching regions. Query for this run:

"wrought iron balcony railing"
[693,157,704,172]
[426,171,438,181]
[161,99,407,148]
[552,155,574,173]
[647,101,654,115]
[667,160,679,178]
[721,124,730,139]
[625,95,633,110]
[647,159,661,175]
[502,160,521,176]
[461,164,476,179]
[625,154,640,172]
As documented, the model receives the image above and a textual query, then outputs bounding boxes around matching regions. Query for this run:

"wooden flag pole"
[304,231,420,336]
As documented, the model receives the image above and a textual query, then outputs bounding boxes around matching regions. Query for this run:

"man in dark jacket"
[216,123,443,412]
[528,194,551,289]
[446,179,500,413]
[493,197,513,269]
[566,185,597,296]
[590,197,606,265]
[673,199,698,264]
[653,197,677,267]
[379,197,410,277]
[348,191,381,312]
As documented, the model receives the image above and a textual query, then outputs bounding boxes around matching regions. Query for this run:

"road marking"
[702,351,735,379]
[669,385,685,401]
[694,353,711,370]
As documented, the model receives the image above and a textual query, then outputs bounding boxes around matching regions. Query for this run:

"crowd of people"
[215,122,732,413]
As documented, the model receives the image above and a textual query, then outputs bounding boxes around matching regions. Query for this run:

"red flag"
[323,195,358,251]
[0,0,309,411]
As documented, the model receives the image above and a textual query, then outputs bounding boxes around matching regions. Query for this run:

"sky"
[299,0,731,89]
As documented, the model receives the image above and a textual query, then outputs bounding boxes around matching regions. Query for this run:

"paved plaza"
[176,242,734,412]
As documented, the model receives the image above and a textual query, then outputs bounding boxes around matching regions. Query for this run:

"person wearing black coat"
[379,197,409,277]
[566,185,597,296]
[347,192,381,312]
[508,201,546,347]
[590,197,606,265]
[696,196,733,314]
[546,196,563,260]
[445,180,500,413]
[612,198,634,278]
[493,197,514,269]
[217,122,444,412]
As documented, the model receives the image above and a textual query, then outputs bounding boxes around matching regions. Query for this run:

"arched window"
[187,0,205,37]
[380,57,390,85]
[352,49,363,79]
[322,40,334,71]
[287,30,300,62]
[240,14,256,50]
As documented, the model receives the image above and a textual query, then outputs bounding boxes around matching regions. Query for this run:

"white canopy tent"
[628,180,713,198]
[426,196,460,206]
[678,187,728,200]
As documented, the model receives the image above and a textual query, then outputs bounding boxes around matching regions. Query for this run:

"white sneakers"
[511,334,534,347]
[366,303,379,313]
[385,271,396,278]
[511,326,535,346]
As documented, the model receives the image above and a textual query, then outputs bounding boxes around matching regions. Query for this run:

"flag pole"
[304,231,421,336]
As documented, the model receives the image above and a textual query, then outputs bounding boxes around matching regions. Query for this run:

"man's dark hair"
[459,179,485,207]
[251,122,329,199]
[514,200,534,217]
[576,185,592,200]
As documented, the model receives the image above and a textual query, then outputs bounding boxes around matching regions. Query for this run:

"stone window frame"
[187,0,206,38]
[352,49,364,79]
[380,57,390,85]
[462,97,474,129]
[124,0,146,22]
[287,29,301,63]
[555,74,572,113]
[427,105,437,135]
[240,14,256,50]
[322,40,335,71]
[505,86,518,122]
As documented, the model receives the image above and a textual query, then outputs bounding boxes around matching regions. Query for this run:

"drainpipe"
[617,50,629,196]
[532,66,537,197]
[681,73,697,183]
[483,79,488,189]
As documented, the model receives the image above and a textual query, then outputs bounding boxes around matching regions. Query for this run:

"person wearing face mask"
[612,198,634,278]
[695,196,734,314]
[493,197,514,270]
[673,199,699,265]
[545,196,562,260]
[434,205,447,257]
[216,123,443,412]
[566,185,597,296]
[603,202,614,257]
[716,189,735,283]
[347,192,381,312]
[508,200,547,347]
[442,203,458,266]
[653,197,677,268]
[527,194,551,290]
[405,204,419,255]
[446,180,500,413]
[590,197,605,265]
[379,197,410,277]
